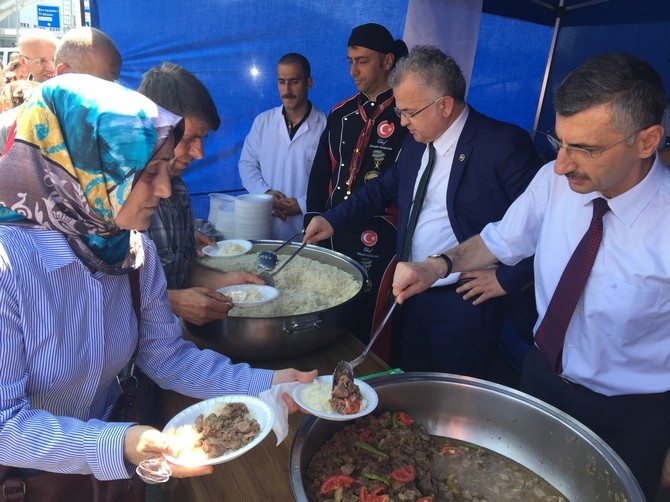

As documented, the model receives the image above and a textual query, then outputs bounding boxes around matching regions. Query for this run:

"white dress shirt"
[481,156,670,395]
[411,106,468,286]
[238,104,326,240]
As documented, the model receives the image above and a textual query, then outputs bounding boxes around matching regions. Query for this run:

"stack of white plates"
[215,209,236,239]
[209,193,236,238]
[234,194,272,240]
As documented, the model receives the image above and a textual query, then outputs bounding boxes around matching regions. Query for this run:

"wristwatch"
[427,253,453,279]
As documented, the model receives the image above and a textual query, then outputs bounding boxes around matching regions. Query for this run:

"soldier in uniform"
[306,23,408,352]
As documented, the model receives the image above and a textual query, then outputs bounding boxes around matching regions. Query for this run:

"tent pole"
[532,1,563,138]
[14,0,19,45]
[78,0,86,26]
[532,0,612,138]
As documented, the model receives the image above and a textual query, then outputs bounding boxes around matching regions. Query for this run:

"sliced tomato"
[319,474,355,496]
[397,411,415,426]
[440,445,467,456]
[357,429,372,441]
[358,485,390,502]
[416,497,434,502]
[389,463,416,484]
[344,395,361,414]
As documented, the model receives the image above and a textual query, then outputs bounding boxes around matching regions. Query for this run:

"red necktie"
[535,197,610,372]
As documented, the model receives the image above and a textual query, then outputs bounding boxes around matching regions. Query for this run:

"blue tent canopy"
[482,0,670,26]
[91,0,669,219]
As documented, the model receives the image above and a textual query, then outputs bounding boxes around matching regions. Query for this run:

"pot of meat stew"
[290,372,644,501]
[183,241,367,360]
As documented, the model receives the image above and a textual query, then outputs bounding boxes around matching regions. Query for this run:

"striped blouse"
[0,226,273,480]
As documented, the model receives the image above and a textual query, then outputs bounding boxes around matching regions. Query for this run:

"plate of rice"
[293,375,378,421]
[202,239,253,258]
[217,284,279,306]
[162,395,275,466]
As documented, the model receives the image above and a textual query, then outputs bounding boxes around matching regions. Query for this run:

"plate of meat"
[162,395,275,466]
[292,375,378,421]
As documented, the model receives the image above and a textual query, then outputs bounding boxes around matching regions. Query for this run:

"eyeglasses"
[21,55,54,66]
[538,130,640,161]
[394,96,446,120]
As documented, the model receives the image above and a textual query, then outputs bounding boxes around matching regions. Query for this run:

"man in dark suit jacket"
[304,46,542,377]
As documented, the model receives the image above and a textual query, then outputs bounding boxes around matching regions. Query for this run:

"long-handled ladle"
[258,241,308,287]
[255,230,303,271]
[332,300,398,387]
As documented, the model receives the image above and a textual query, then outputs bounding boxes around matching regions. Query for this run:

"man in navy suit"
[304,46,541,377]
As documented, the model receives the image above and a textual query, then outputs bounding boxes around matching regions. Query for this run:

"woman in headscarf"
[0,74,316,497]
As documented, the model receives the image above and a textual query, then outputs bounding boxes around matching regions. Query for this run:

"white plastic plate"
[202,239,253,258]
[217,284,279,307]
[292,375,378,421]
[162,395,275,466]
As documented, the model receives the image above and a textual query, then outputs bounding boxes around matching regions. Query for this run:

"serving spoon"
[256,230,303,271]
[258,241,308,287]
[332,300,398,387]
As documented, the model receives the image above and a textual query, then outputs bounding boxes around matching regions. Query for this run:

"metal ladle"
[332,300,398,387]
[258,241,308,287]
[256,230,303,271]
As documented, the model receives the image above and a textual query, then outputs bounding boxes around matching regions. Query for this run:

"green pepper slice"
[353,440,389,458]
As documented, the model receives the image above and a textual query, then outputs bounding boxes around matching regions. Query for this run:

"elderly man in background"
[0,29,58,111]
[305,46,540,377]
[139,63,264,326]
[0,27,122,153]
[17,29,59,83]
[392,52,670,501]
[238,52,326,240]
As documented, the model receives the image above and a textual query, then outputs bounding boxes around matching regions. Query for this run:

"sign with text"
[37,5,60,28]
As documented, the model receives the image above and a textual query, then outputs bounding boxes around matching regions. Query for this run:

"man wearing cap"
[306,23,408,350]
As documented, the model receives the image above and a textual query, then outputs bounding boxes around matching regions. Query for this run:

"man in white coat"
[238,53,326,240]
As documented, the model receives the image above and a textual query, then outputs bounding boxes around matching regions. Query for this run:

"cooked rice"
[218,242,245,256]
[165,423,208,464]
[228,286,262,302]
[300,379,368,415]
[202,253,360,317]
[300,379,334,413]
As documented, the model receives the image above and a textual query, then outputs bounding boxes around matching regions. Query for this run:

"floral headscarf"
[0,73,183,274]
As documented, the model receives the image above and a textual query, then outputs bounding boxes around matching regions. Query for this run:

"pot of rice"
[290,373,644,501]
[183,241,367,360]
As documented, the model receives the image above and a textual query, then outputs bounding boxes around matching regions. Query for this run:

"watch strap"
[428,253,453,279]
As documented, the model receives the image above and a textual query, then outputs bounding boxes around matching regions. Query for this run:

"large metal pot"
[183,241,366,360]
[290,373,644,501]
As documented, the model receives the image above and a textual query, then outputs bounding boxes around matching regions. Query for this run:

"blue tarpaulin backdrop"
[92,0,669,219]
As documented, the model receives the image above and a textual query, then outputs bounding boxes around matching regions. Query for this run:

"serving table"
[158,330,391,501]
